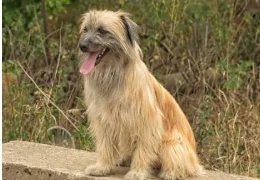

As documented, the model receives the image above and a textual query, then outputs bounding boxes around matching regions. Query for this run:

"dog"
[78,10,202,180]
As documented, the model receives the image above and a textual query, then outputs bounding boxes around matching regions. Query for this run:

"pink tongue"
[79,52,100,75]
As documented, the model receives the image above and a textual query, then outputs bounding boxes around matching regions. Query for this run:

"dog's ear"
[119,12,138,46]
[79,12,90,33]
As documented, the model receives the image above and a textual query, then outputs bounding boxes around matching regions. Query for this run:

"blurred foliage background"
[2,0,260,177]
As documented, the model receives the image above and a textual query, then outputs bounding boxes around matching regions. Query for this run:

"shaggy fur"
[78,10,202,180]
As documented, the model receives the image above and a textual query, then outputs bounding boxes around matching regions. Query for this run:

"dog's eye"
[98,28,108,35]
[83,27,88,33]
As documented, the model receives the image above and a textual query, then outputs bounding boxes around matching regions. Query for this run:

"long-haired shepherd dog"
[78,10,202,180]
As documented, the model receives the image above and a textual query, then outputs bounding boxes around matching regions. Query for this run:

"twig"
[48,24,63,103]
[41,0,51,65]
[17,62,79,131]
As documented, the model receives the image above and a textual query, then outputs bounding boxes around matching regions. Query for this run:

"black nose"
[79,43,88,52]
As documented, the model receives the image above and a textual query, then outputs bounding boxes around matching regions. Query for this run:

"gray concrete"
[2,141,258,180]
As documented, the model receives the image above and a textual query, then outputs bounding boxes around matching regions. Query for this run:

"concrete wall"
[2,141,257,180]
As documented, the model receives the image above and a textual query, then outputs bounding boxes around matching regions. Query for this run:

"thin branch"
[17,62,79,131]
[41,0,51,65]
[48,24,63,103]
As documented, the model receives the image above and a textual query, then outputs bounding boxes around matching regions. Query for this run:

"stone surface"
[2,141,258,180]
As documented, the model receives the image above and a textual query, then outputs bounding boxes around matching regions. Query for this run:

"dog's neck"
[84,57,128,96]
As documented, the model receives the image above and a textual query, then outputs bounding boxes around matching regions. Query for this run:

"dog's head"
[78,10,139,75]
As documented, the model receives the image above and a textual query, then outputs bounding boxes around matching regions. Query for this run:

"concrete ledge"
[2,141,257,180]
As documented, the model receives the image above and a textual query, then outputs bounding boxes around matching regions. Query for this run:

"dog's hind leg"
[124,140,158,180]
[158,131,202,180]
[117,132,133,167]
[124,128,162,180]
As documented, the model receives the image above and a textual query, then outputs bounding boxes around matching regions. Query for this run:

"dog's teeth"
[96,48,107,61]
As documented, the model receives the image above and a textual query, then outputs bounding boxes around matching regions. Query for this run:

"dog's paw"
[85,164,111,176]
[124,170,147,180]
[159,171,177,180]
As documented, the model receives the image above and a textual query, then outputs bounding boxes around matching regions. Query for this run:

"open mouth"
[95,48,109,66]
[79,48,109,75]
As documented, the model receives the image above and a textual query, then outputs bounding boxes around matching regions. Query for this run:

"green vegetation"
[2,0,260,177]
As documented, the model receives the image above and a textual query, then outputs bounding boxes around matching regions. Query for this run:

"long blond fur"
[79,10,202,180]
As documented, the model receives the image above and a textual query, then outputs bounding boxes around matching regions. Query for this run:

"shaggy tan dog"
[78,10,202,180]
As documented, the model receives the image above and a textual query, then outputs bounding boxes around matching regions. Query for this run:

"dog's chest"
[84,80,134,123]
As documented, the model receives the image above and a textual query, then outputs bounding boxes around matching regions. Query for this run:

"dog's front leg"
[124,136,159,180]
[85,126,119,176]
